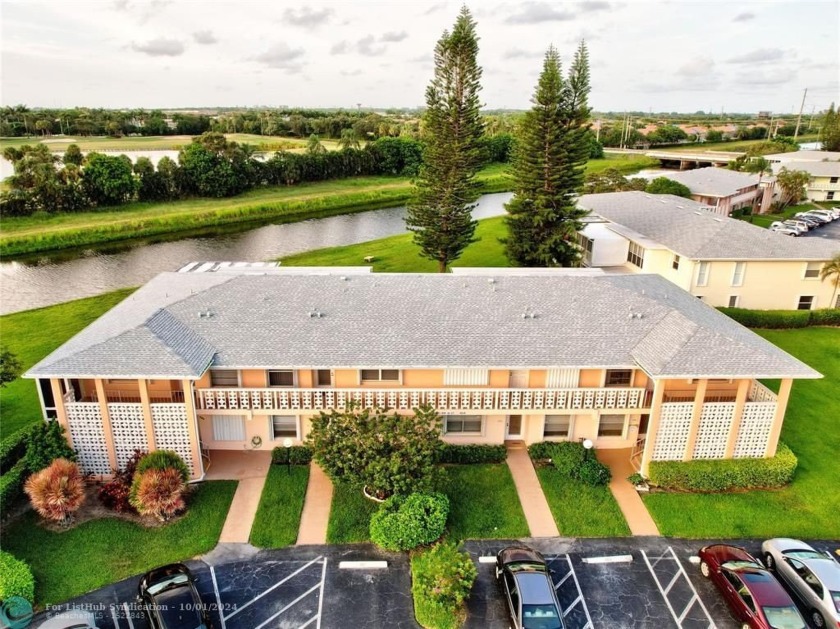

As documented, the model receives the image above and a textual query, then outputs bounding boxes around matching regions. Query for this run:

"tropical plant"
[98,449,145,512]
[134,450,189,483]
[775,168,810,209]
[406,6,484,272]
[819,253,840,309]
[24,458,86,526]
[307,404,443,498]
[306,134,327,155]
[23,420,76,473]
[129,467,186,521]
[411,542,477,628]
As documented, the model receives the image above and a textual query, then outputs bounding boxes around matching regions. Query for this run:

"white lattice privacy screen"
[443,369,489,386]
[692,403,735,459]
[151,404,194,474]
[108,403,149,468]
[546,369,580,388]
[734,402,776,458]
[652,403,693,460]
[66,403,112,475]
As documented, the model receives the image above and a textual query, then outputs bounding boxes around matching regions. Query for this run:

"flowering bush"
[129,467,185,521]
[24,458,85,526]
[99,449,145,513]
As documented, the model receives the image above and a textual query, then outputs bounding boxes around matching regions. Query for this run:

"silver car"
[761,538,840,629]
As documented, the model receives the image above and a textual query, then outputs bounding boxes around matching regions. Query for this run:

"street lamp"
[283,438,293,475]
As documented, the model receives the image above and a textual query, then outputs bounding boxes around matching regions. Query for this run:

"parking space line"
[563,555,594,629]
[253,583,320,629]
[640,547,716,629]
[316,557,327,629]
[224,555,324,621]
[210,566,226,629]
[299,615,318,628]
[110,605,120,628]
[553,570,573,590]
[122,603,134,629]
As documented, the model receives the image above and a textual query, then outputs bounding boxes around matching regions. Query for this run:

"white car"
[771,225,800,236]
[761,538,840,629]
[771,221,806,235]
[806,209,837,222]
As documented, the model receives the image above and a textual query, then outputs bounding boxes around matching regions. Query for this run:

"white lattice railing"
[197,387,650,412]
[749,381,778,403]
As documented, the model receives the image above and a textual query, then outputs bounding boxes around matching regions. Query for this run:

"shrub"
[370,492,449,551]
[718,307,840,329]
[809,308,840,327]
[135,450,189,483]
[307,405,442,499]
[438,444,506,464]
[527,441,559,461]
[129,467,186,521]
[549,442,588,477]
[24,458,86,526]
[0,459,28,515]
[648,443,798,492]
[411,542,477,629]
[0,551,35,603]
[576,458,612,486]
[98,449,145,513]
[271,445,313,466]
[0,425,37,474]
[23,420,76,473]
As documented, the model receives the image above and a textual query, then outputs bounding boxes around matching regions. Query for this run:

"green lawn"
[326,482,379,544]
[644,327,840,538]
[666,134,819,153]
[740,202,826,229]
[0,289,136,439]
[249,464,310,548]
[536,467,631,537]
[0,480,236,607]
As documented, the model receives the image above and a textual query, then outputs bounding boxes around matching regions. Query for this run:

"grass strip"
[249,464,310,548]
[0,480,236,607]
[326,482,378,543]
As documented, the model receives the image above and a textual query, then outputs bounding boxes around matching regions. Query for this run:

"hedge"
[438,444,506,464]
[527,441,611,486]
[0,459,28,516]
[411,542,477,629]
[718,307,840,329]
[271,445,313,466]
[370,492,449,551]
[648,443,798,492]
[0,425,37,474]
[0,551,35,603]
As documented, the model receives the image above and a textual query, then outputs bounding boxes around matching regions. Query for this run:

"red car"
[698,544,806,629]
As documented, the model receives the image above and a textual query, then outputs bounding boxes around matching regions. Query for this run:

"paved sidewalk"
[505,443,560,537]
[596,448,660,536]
[296,462,334,545]
[207,450,272,544]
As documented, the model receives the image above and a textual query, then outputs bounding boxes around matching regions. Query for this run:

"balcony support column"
[51,378,73,449]
[683,379,708,461]
[94,378,118,473]
[138,379,157,451]
[640,379,665,476]
[765,379,792,457]
[724,379,751,458]
[183,380,204,480]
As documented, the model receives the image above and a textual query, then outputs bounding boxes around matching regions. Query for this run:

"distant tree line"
[0,132,513,217]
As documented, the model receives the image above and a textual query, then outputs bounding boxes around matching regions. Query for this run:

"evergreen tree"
[406,6,484,273]
[503,42,592,267]
[819,103,840,151]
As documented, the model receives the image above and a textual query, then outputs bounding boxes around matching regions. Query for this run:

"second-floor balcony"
[196,386,651,413]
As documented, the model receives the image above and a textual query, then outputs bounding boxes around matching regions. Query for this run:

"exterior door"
[506,415,523,439]
[509,370,528,388]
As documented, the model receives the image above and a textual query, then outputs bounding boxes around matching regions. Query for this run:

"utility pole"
[793,88,807,141]
[807,105,816,130]
[767,115,774,139]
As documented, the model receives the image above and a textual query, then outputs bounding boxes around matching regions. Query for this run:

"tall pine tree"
[503,42,592,267]
[406,6,484,273]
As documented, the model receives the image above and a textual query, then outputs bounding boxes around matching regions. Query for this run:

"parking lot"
[30,539,839,629]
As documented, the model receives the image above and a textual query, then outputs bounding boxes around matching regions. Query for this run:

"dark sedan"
[137,563,212,629]
[496,545,565,629]
[698,544,806,629]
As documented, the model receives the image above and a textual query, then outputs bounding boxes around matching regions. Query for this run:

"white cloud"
[252,43,305,71]
[282,7,332,28]
[130,38,184,57]
[192,30,218,45]
[505,2,575,24]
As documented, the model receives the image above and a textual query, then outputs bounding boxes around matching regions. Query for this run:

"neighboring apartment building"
[26,266,819,479]
[654,166,775,215]
[763,151,840,202]
[576,192,840,310]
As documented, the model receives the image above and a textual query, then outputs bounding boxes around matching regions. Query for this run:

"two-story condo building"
[577,192,840,310]
[26,266,819,479]
[765,150,840,202]
[652,166,775,215]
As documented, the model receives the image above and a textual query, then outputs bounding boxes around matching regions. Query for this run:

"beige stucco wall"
[402,369,445,387]
[805,176,840,201]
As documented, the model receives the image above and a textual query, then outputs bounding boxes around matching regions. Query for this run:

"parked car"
[806,209,838,222]
[771,222,805,235]
[797,212,830,225]
[496,545,565,629]
[761,539,840,629]
[698,544,806,629]
[771,225,800,236]
[137,563,212,629]
[783,220,812,232]
[794,214,824,228]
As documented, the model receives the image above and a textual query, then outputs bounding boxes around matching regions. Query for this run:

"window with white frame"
[627,242,645,268]
[360,369,400,382]
[597,414,626,437]
[605,369,633,387]
[267,370,295,387]
[672,254,680,271]
[804,262,822,279]
[544,415,574,438]
[210,369,238,387]
[443,415,483,435]
[731,262,746,287]
[797,296,814,310]
[270,415,298,439]
[696,261,710,287]
[728,295,739,308]
[212,415,245,441]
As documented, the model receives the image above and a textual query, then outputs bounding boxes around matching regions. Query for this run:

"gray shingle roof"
[764,150,840,162]
[655,166,762,197]
[772,160,840,178]
[578,191,840,260]
[26,269,820,380]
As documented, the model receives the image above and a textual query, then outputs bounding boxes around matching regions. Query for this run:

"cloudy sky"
[1,0,838,113]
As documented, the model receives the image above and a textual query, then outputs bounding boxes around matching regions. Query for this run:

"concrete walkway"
[296,462,334,545]
[505,443,560,537]
[206,450,272,544]
[596,448,661,536]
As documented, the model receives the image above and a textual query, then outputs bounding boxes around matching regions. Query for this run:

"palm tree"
[820,253,840,309]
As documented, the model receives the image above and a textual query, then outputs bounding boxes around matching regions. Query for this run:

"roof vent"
[197,310,213,319]
[488,278,496,284]
[340,275,348,281]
